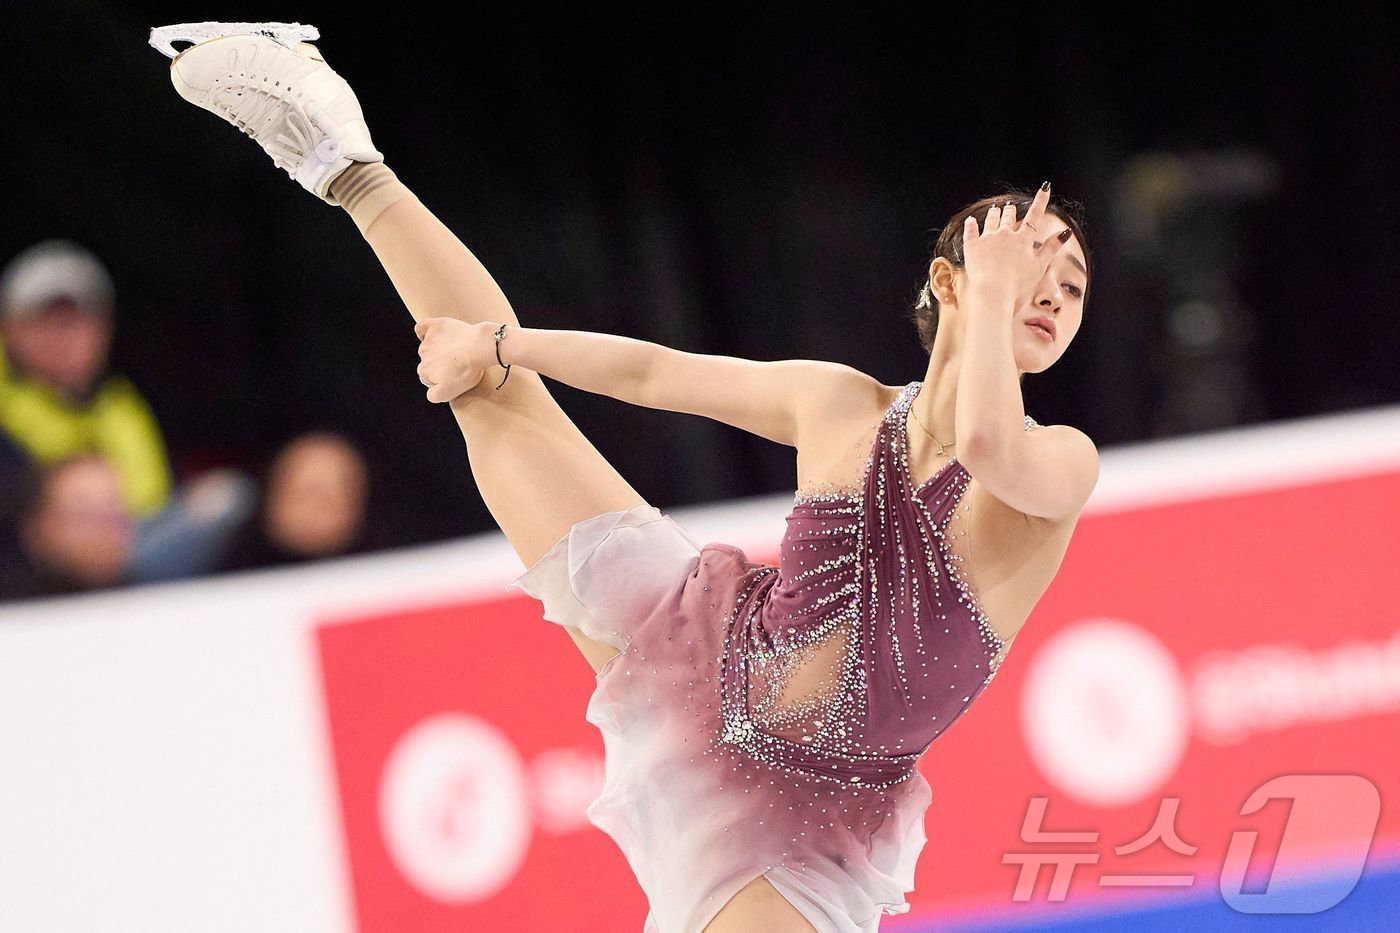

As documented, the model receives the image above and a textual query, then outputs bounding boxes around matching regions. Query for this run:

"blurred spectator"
[0,240,254,586]
[0,239,170,514]
[220,431,375,572]
[127,466,257,583]
[0,454,134,600]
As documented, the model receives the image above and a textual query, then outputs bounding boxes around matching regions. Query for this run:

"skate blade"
[148,21,319,60]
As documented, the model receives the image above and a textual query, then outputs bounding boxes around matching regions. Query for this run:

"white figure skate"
[150,22,383,204]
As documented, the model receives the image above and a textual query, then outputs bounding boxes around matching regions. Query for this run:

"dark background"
[5,1,1398,549]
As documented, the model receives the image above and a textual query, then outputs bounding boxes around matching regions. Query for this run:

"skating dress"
[507,380,1034,932]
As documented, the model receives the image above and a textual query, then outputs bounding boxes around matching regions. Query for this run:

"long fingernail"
[1058,228,1072,242]
[1041,180,1051,191]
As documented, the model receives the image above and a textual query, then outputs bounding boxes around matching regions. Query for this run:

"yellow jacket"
[0,339,172,516]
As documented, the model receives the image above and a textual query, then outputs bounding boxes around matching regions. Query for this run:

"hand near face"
[962,183,1073,304]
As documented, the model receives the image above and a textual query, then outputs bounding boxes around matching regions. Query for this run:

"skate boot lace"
[210,82,328,177]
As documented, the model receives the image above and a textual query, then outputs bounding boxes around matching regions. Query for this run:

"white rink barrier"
[2,403,1399,932]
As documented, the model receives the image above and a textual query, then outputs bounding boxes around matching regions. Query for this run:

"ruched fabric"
[507,382,1033,931]
[508,504,930,932]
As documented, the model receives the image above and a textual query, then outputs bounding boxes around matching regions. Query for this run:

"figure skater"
[151,23,1099,933]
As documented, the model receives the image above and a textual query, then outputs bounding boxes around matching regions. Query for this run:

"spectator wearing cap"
[0,239,171,515]
[0,240,255,591]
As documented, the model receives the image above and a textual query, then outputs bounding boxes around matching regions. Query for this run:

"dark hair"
[907,188,1091,355]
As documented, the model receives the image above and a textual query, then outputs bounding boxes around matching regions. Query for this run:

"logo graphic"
[1221,774,1380,913]
[1022,620,1189,805]
[378,713,531,903]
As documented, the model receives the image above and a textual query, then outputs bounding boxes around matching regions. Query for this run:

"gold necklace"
[909,404,956,458]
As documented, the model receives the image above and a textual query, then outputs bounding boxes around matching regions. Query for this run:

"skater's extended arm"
[636,344,877,448]
[414,318,875,447]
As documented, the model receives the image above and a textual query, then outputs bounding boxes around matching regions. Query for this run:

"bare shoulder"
[791,364,889,441]
[1003,420,1101,525]
[1037,422,1101,476]
[1045,423,1100,510]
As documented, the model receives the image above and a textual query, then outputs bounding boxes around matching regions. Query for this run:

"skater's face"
[1,297,113,397]
[1008,214,1086,375]
[928,214,1088,375]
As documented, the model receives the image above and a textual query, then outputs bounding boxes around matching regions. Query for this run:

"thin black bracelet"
[493,323,511,389]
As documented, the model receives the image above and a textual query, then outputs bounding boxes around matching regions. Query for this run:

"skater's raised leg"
[159,29,646,673]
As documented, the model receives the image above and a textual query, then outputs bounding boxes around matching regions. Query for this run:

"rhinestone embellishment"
[711,382,1033,788]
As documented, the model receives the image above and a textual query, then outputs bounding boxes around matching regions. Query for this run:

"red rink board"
[317,468,1400,931]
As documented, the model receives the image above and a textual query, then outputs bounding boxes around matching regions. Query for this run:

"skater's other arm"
[413,318,875,447]
[638,345,876,448]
